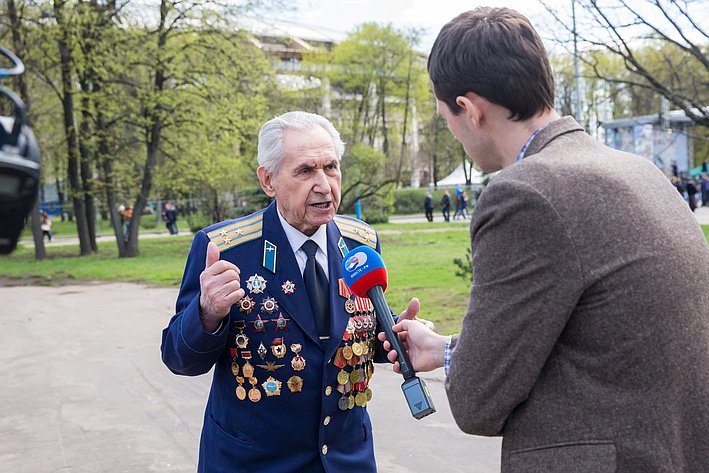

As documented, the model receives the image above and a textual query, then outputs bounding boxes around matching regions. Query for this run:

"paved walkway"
[0,283,501,473]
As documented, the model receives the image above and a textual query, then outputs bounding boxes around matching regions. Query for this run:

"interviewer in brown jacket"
[381,7,709,473]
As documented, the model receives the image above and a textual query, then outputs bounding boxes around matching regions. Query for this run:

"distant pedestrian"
[123,205,134,239]
[702,173,709,207]
[686,178,698,212]
[163,202,179,235]
[424,192,434,222]
[441,190,451,222]
[40,211,53,242]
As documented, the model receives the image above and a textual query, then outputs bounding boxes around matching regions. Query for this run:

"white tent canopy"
[436,161,484,187]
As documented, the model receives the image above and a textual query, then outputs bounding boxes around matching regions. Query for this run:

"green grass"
[3,223,709,335]
[1,236,194,286]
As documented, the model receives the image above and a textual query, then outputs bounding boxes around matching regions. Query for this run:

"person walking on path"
[441,190,451,222]
[424,192,434,222]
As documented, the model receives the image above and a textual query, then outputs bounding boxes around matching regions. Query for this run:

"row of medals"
[228,294,377,408]
[333,313,376,410]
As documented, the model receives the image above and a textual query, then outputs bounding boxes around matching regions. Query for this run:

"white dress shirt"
[276,207,329,280]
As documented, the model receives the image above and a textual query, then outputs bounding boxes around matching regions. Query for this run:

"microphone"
[342,245,436,420]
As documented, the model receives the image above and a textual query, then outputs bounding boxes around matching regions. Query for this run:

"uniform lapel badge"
[337,237,349,258]
[239,296,256,315]
[262,376,282,396]
[274,313,290,332]
[246,274,266,294]
[260,297,279,314]
[290,343,306,371]
[281,280,295,295]
[287,375,303,393]
[251,314,267,333]
[271,337,287,358]
[234,321,249,349]
[257,361,285,372]
[263,240,277,273]
[257,341,268,360]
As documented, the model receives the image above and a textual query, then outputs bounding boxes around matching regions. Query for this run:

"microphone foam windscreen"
[341,245,388,297]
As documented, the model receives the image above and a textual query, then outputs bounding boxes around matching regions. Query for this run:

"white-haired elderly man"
[162,111,415,473]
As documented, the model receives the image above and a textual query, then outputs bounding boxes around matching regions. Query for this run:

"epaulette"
[206,210,264,253]
[334,215,377,249]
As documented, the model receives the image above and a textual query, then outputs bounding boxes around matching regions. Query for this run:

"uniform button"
[325,386,332,396]
[323,416,331,426]
[322,445,328,455]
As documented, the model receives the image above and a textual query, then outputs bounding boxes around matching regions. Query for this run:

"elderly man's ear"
[257,166,276,197]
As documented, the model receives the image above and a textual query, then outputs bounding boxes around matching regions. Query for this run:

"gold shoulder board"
[334,215,377,249]
[206,211,264,253]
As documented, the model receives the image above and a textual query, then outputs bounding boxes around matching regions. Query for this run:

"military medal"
[248,377,261,402]
[344,299,356,314]
[355,392,367,407]
[229,348,239,376]
[251,314,267,333]
[242,351,255,378]
[257,341,267,360]
[287,375,303,393]
[337,369,350,386]
[234,321,249,349]
[235,376,246,400]
[352,341,363,357]
[342,345,354,361]
[365,387,373,401]
[271,338,287,358]
[290,343,306,371]
[349,368,361,385]
[338,395,349,411]
[238,296,256,315]
[274,313,290,332]
[260,297,278,314]
[262,376,282,396]
[348,395,355,409]
[246,274,266,294]
[281,280,295,295]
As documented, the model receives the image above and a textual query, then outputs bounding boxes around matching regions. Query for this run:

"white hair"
[257,111,345,175]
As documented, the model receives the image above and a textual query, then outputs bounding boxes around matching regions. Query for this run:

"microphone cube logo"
[345,251,367,272]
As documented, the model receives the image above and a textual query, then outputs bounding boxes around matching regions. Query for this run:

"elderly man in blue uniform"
[161,111,410,473]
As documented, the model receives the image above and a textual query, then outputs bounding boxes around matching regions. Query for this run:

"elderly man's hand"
[199,242,245,332]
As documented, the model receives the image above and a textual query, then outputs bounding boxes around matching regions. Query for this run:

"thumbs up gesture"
[199,242,245,332]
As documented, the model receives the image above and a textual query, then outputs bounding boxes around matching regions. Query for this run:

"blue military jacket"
[161,202,384,473]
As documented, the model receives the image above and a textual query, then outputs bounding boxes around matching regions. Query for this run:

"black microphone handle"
[366,286,416,380]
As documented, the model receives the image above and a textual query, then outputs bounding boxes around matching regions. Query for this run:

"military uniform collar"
[276,206,328,257]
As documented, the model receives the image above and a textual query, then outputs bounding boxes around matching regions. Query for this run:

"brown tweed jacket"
[446,117,709,473]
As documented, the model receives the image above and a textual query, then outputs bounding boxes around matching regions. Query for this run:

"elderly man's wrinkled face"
[258,126,341,236]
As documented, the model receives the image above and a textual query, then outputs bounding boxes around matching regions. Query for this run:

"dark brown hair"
[428,7,555,121]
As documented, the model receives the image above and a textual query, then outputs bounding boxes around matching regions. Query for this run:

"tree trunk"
[54,0,92,255]
[7,0,46,259]
[124,0,169,258]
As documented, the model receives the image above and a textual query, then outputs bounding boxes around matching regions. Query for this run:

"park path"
[0,282,501,473]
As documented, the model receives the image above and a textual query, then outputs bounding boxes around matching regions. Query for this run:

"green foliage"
[452,247,473,283]
[340,143,394,214]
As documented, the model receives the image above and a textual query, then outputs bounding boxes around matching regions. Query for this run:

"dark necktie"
[301,240,330,340]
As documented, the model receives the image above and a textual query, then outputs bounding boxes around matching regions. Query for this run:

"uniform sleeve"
[445,179,584,436]
[160,230,229,376]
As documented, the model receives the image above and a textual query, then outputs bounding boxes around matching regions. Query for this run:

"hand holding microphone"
[342,245,436,420]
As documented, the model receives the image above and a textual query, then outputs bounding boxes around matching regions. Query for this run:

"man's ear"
[456,93,485,128]
[257,166,276,197]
